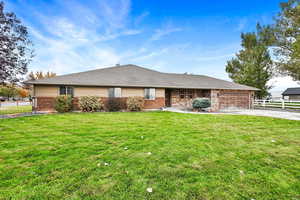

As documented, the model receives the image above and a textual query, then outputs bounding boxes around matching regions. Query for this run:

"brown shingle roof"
[25,64,259,90]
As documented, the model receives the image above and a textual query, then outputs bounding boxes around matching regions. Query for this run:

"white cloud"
[130,43,189,62]
[194,53,235,62]
[134,11,150,25]
[122,29,142,35]
[150,23,182,41]
[269,76,299,93]
[22,0,148,75]
[235,18,247,32]
[98,0,131,30]
[29,21,122,74]
[131,48,170,61]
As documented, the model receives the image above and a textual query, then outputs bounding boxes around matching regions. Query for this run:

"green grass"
[0,112,299,200]
[0,105,32,115]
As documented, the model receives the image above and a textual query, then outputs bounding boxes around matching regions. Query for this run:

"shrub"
[127,96,144,111]
[78,96,104,112]
[106,98,124,112]
[54,95,73,113]
[192,98,211,111]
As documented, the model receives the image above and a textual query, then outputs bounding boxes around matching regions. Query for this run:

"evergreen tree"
[273,0,300,81]
[226,25,274,98]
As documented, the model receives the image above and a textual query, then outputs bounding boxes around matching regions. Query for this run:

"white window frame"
[59,86,73,97]
[109,88,122,98]
[144,88,156,100]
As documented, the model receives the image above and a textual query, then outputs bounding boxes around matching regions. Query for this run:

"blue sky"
[5,0,299,93]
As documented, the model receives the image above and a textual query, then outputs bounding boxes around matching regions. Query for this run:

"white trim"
[144,88,156,100]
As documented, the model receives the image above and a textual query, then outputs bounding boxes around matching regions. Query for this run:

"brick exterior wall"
[210,90,220,112]
[144,97,165,109]
[35,96,165,111]
[34,97,56,111]
[34,90,254,112]
[210,89,254,111]
[167,89,254,112]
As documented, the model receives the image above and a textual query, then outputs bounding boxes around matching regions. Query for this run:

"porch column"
[210,89,220,112]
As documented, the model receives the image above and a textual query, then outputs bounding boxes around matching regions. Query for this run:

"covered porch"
[165,88,211,108]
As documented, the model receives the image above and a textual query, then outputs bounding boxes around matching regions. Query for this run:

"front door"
[165,89,171,107]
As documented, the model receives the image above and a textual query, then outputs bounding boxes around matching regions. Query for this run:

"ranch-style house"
[26,64,258,112]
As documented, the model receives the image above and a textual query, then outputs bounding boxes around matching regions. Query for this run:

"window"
[179,89,185,99]
[179,89,193,99]
[187,90,193,99]
[144,88,155,100]
[59,86,73,97]
[108,88,122,98]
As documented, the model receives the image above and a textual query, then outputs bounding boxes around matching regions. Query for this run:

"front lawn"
[0,112,299,199]
[0,105,32,115]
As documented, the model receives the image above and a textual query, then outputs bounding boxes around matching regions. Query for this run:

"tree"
[24,71,56,91]
[226,25,274,98]
[0,84,18,99]
[0,1,34,85]
[273,0,300,81]
[26,71,56,81]
[18,88,29,98]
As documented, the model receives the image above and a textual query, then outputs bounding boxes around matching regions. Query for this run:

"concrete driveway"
[163,107,300,121]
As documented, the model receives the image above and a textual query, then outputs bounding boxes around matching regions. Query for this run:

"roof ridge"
[163,72,258,90]
[24,64,259,90]
[126,64,163,73]
[163,72,240,84]
[25,64,160,83]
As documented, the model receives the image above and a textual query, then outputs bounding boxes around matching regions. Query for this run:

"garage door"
[219,91,250,110]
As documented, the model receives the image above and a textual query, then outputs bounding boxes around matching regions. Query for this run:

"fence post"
[263,100,266,107]
[281,99,285,109]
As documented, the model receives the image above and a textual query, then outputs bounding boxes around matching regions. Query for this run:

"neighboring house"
[282,87,300,100]
[25,64,258,112]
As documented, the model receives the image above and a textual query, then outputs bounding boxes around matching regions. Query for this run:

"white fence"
[0,101,31,108]
[254,99,300,110]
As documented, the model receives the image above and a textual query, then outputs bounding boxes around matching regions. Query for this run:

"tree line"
[226,0,300,98]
